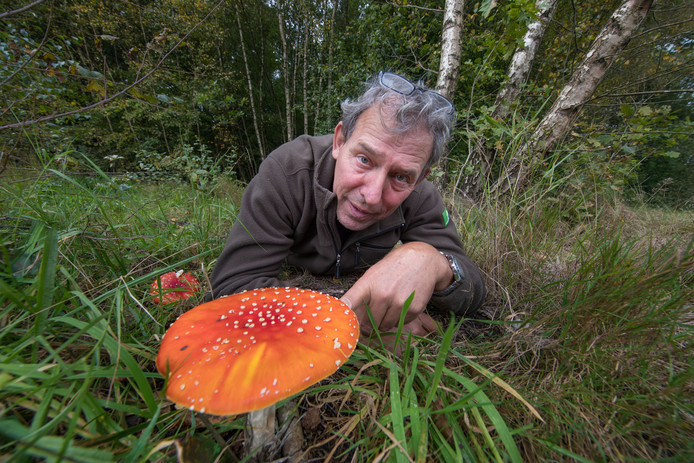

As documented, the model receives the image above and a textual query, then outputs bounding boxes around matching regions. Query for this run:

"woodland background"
[1,0,692,206]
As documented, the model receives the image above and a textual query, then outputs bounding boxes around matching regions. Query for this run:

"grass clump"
[1,153,692,461]
[449,174,693,461]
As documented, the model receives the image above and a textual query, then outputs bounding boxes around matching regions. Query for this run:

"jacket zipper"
[326,210,343,279]
[326,209,405,279]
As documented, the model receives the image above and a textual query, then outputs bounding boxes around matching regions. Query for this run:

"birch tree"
[492,0,654,195]
[460,0,557,199]
[435,0,465,190]
[436,0,465,101]
[492,0,558,121]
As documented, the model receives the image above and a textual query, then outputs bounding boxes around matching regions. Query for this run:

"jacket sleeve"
[208,156,297,298]
[400,182,486,317]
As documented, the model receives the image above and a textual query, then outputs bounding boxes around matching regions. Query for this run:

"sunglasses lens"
[379,72,454,113]
[431,93,454,112]
[380,72,415,95]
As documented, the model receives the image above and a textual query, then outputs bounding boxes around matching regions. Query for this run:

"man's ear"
[332,121,345,159]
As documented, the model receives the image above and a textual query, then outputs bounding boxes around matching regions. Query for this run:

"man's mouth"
[349,201,374,221]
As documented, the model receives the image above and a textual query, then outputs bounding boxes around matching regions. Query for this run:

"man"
[209,71,485,340]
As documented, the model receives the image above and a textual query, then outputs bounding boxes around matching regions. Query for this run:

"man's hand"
[340,242,453,335]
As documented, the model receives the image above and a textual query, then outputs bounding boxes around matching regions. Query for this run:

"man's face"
[332,106,433,231]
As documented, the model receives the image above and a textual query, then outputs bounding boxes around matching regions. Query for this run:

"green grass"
[1,156,692,462]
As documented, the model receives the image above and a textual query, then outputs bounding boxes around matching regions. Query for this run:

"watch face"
[442,252,463,283]
[449,255,464,282]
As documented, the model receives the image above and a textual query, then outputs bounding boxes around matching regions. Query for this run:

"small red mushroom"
[156,287,359,416]
[151,270,200,304]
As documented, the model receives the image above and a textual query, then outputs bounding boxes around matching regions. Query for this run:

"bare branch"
[594,89,694,100]
[0,0,47,19]
[630,18,694,40]
[387,1,443,13]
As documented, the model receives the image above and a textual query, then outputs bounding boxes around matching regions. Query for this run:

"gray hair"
[339,73,456,176]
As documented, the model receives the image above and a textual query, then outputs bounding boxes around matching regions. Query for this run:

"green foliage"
[0,156,246,459]
[136,141,238,189]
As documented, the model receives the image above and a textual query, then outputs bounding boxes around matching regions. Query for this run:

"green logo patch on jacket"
[442,208,450,227]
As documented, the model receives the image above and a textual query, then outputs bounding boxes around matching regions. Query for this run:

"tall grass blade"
[424,317,456,409]
[433,366,523,463]
[122,405,161,463]
[453,351,544,422]
[35,226,58,310]
[0,419,114,462]
[387,361,409,463]
[53,316,159,414]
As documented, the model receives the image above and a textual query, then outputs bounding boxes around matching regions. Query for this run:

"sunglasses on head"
[378,71,454,114]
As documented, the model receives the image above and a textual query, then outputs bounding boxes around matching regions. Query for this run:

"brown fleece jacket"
[209,134,485,316]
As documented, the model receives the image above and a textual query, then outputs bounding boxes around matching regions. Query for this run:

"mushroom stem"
[246,405,277,457]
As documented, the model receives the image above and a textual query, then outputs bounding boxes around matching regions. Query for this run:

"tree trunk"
[278,3,292,142]
[436,0,465,101]
[435,0,465,191]
[236,4,265,159]
[461,0,558,200]
[492,0,558,121]
[492,0,653,196]
[302,8,310,135]
[326,1,336,126]
[314,0,334,134]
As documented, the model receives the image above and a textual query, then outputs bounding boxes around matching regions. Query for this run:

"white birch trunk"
[493,0,654,195]
[435,0,465,191]
[493,0,558,120]
[436,0,465,101]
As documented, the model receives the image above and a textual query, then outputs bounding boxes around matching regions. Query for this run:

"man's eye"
[395,174,410,184]
[357,155,369,165]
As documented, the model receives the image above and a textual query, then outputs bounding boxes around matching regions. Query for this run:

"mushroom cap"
[156,287,359,415]
[151,270,200,304]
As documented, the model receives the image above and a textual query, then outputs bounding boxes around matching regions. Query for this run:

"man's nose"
[361,171,387,205]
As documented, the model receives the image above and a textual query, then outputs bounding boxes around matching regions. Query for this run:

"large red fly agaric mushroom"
[156,287,359,416]
[151,270,200,304]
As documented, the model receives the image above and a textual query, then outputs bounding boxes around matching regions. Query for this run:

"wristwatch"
[436,252,465,296]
